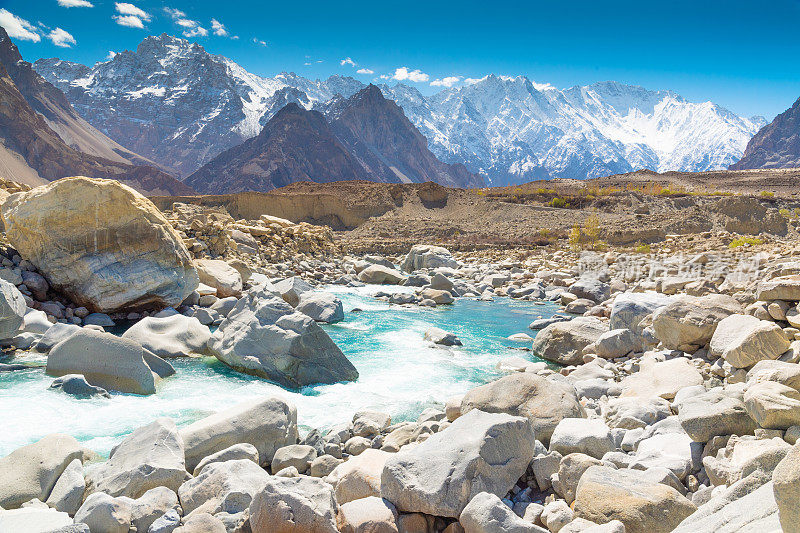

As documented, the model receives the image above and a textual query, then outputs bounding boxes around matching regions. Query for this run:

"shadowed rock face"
[0,28,192,195]
[185,85,484,194]
[731,96,800,170]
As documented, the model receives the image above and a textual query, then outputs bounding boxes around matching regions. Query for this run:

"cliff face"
[0,28,193,195]
[731,97,800,170]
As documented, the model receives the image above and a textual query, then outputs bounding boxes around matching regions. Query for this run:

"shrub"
[760,191,775,198]
[549,197,568,208]
[729,236,764,248]
[568,225,581,249]
[583,213,600,249]
[634,242,651,254]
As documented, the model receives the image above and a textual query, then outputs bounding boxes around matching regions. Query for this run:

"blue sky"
[1,0,798,120]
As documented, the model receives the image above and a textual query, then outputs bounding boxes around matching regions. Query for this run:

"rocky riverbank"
[1,177,800,532]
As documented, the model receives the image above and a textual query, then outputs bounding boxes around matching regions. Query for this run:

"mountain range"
[33,33,768,187]
[730,96,800,171]
[0,28,192,195]
[185,85,481,193]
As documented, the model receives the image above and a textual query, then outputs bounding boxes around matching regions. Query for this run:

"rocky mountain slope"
[730,96,800,170]
[0,29,192,195]
[381,76,767,185]
[35,35,765,185]
[186,86,483,193]
[34,34,363,177]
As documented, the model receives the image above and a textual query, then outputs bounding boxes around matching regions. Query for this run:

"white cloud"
[211,18,227,37]
[340,57,356,67]
[464,76,487,85]
[115,2,150,20]
[163,7,186,19]
[47,27,76,47]
[113,2,149,28]
[357,68,374,75]
[113,14,144,28]
[431,76,460,88]
[252,37,266,47]
[182,24,208,38]
[0,9,41,42]
[393,67,429,83]
[57,0,94,7]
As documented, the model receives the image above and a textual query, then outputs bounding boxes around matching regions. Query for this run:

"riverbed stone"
[195,259,242,298]
[568,277,610,303]
[337,496,399,533]
[192,443,259,477]
[122,315,212,358]
[592,328,639,358]
[85,418,186,499]
[460,492,546,533]
[532,317,607,365]
[401,245,458,272]
[296,292,345,323]
[651,294,743,351]
[327,448,391,504]
[73,492,133,533]
[573,466,696,533]
[358,265,405,284]
[0,433,83,509]
[710,314,790,368]
[672,478,780,532]
[178,459,269,516]
[773,441,800,531]
[677,390,756,442]
[1,177,198,312]
[180,397,298,473]
[757,275,800,301]
[610,292,672,334]
[272,445,317,474]
[424,327,462,346]
[49,374,111,399]
[249,475,338,533]
[744,381,800,429]
[45,458,84,514]
[549,418,615,459]
[0,279,25,340]
[620,357,703,400]
[703,436,791,486]
[46,329,172,395]
[274,277,313,307]
[0,506,73,531]
[209,287,358,388]
[380,409,535,518]
[460,373,585,443]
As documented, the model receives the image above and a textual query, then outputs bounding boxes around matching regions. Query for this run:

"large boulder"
[0,279,25,340]
[573,466,696,533]
[209,287,358,388]
[703,436,791,486]
[0,434,83,509]
[549,418,615,459]
[46,329,173,395]
[0,507,73,531]
[358,265,405,284]
[273,277,313,307]
[85,418,186,499]
[45,458,85,514]
[1,177,198,312]
[179,397,298,473]
[609,292,672,334]
[380,409,536,518]
[122,314,212,358]
[178,459,269,516]
[773,441,800,532]
[651,294,743,351]
[249,475,339,533]
[531,317,607,366]
[296,292,345,324]
[401,245,458,272]
[709,314,790,369]
[460,373,585,443]
[195,259,243,298]
[757,275,800,301]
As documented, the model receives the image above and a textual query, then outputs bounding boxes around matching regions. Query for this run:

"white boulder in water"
[209,287,358,388]
[122,314,212,358]
[0,279,25,340]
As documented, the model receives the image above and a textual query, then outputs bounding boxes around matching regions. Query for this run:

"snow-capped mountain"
[35,34,766,185]
[380,76,767,185]
[34,34,363,177]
